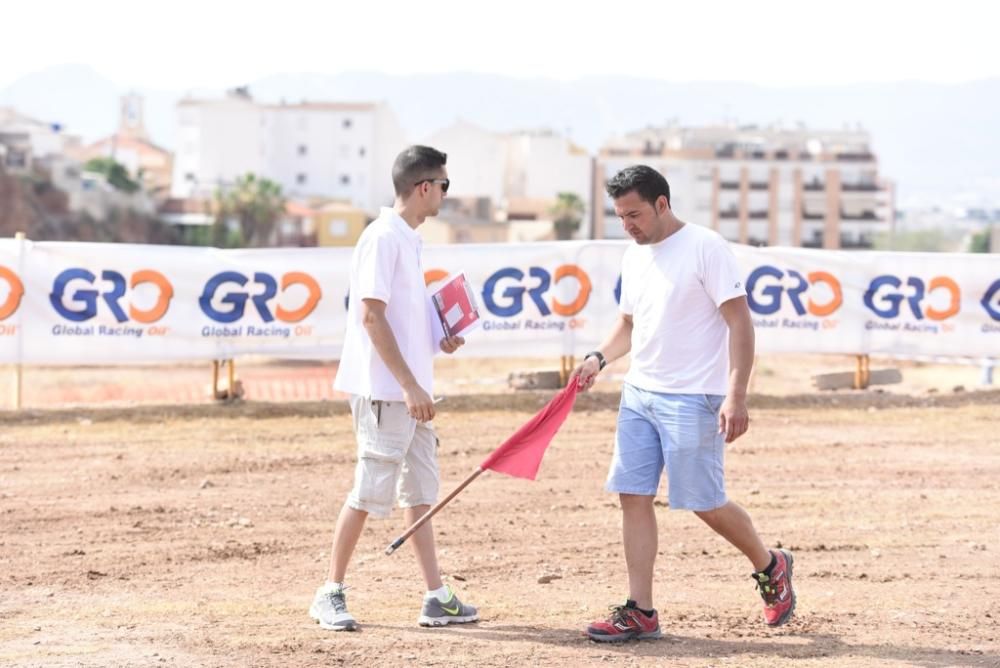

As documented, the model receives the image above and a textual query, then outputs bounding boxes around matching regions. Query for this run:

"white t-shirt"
[334,207,437,401]
[619,223,747,395]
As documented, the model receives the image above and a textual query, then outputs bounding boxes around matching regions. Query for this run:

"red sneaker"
[753,548,796,626]
[586,601,662,642]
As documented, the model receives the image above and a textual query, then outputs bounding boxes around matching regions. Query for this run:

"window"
[339,174,351,185]
[6,150,27,168]
[358,146,366,157]
[185,172,195,182]
[328,220,348,237]
[297,173,308,185]
[342,118,352,129]
[298,144,308,156]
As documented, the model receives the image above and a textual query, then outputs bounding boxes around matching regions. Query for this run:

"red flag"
[479,382,579,480]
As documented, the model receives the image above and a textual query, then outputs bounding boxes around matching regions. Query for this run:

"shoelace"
[326,588,349,614]
[607,605,634,626]
[753,573,781,605]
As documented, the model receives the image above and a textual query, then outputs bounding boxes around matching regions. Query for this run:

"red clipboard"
[430,272,481,338]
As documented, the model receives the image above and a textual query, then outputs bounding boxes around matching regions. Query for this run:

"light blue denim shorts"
[605,383,727,511]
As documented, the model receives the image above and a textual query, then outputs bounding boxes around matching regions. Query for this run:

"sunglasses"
[415,178,450,194]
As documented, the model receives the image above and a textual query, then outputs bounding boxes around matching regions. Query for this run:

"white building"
[0,107,82,173]
[426,121,592,236]
[425,121,507,204]
[171,88,407,215]
[597,124,894,248]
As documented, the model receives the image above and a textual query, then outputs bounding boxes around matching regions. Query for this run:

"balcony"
[841,182,880,192]
[840,210,880,221]
[642,140,665,156]
[748,210,769,219]
[802,210,824,220]
[803,180,825,191]
[835,152,875,162]
[720,180,740,189]
[802,230,824,248]
[840,234,875,249]
[719,209,739,219]
[749,181,769,190]
[715,144,736,159]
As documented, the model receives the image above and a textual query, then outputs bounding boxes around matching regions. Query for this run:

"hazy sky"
[3,0,999,89]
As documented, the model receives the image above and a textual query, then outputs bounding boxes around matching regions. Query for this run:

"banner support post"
[854,354,870,389]
[13,232,25,410]
[227,359,237,401]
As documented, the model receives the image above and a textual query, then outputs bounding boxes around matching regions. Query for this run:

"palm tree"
[213,173,285,247]
[550,192,585,241]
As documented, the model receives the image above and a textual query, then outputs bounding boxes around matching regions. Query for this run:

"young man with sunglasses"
[572,165,795,642]
[310,145,476,631]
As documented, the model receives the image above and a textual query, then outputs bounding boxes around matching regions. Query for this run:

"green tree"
[968,228,991,253]
[872,228,965,253]
[213,173,285,247]
[84,157,140,194]
[550,191,585,241]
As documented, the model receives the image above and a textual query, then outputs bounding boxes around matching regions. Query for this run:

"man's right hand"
[403,383,435,422]
[570,355,602,392]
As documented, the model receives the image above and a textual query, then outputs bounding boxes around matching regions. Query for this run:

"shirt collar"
[381,207,421,244]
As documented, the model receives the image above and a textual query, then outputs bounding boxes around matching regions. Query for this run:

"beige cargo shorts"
[346,395,439,518]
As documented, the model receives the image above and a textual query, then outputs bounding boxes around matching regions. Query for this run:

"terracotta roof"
[285,200,316,217]
[86,134,171,156]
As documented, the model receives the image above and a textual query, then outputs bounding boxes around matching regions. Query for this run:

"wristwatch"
[585,350,607,370]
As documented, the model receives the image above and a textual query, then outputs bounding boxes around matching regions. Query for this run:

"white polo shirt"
[619,223,747,395]
[334,207,436,401]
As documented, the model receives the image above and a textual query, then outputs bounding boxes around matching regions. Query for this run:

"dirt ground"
[1,357,999,667]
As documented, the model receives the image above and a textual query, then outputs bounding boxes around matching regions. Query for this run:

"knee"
[693,508,717,523]
[693,502,729,524]
[619,493,654,511]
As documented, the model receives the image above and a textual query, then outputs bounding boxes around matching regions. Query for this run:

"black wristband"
[585,351,607,370]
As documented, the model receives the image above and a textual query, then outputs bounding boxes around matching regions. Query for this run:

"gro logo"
[0,266,25,320]
[864,275,960,320]
[746,265,842,317]
[983,279,1000,321]
[50,268,173,323]
[199,271,321,323]
[482,265,592,317]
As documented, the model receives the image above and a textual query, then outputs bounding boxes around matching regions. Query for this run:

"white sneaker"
[309,585,357,631]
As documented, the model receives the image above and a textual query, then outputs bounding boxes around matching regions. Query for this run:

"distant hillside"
[4,65,999,206]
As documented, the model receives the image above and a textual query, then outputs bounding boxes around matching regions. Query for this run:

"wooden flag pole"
[384,467,485,555]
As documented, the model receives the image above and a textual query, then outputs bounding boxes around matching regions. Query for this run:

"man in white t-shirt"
[309,146,478,631]
[572,165,795,642]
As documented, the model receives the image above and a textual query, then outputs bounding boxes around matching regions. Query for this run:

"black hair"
[392,145,448,196]
[605,165,671,207]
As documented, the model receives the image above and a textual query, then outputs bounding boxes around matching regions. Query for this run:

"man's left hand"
[439,335,465,354]
[718,396,749,443]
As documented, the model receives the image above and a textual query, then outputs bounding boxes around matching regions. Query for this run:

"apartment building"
[426,121,592,237]
[170,88,406,215]
[595,124,894,248]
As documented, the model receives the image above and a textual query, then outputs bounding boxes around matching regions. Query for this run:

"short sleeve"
[354,231,398,303]
[702,237,747,307]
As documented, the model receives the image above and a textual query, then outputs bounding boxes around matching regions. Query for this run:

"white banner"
[0,238,998,364]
